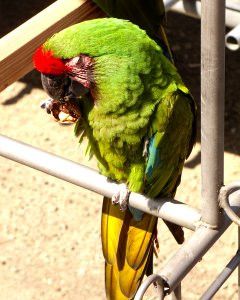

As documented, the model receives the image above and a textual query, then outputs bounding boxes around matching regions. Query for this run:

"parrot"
[33,12,196,300]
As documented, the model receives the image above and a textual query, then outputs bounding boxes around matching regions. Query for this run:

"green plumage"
[44,18,195,194]
[40,17,196,299]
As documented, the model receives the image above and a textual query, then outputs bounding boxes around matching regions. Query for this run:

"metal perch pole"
[0,134,201,230]
[201,0,225,228]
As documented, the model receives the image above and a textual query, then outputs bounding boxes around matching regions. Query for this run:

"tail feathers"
[126,213,157,268]
[105,263,128,300]
[105,235,154,300]
[119,243,153,298]
[163,220,184,244]
[102,198,157,299]
[101,196,128,264]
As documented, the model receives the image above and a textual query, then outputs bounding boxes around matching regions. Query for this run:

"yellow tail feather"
[101,198,157,299]
[105,263,129,300]
[126,213,157,269]
[101,197,127,264]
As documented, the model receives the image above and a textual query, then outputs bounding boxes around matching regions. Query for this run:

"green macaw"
[33,8,196,300]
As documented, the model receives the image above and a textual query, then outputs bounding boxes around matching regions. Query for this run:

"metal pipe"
[219,181,240,226]
[137,189,240,295]
[199,250,240,300]
[226,0,240,12]
[171,284,182,300]
[0,134,201,230]
[163,0,180,11]
[129,194,201,230]
[158,189,240,293]
[167,0,240,28]
[182,0,201,18]
[200,0,225,228]
[225,25,240,51]
[165,0,201,18]
[135,274,165,300]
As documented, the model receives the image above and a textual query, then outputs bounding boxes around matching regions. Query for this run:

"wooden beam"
[0,0,105,92]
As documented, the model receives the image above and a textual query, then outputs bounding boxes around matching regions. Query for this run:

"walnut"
[51,100,81,123]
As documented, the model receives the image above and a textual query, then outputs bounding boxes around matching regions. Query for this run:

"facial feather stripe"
[33,46,70,75]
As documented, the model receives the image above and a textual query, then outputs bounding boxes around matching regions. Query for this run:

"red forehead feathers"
[33,46,69,75]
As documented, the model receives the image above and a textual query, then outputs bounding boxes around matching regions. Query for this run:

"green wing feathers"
[145,91,196,198]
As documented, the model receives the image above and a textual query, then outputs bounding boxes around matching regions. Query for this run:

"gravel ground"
[0,2,240,299]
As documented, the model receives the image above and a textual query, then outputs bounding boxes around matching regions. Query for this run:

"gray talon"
[39,98,55,114]
[111,183,130,211]
[143,139,150,158]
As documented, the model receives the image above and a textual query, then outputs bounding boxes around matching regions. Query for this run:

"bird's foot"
[112,183,130,211]
[39,98,55,114]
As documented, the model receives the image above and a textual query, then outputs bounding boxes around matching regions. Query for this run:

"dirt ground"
[0,1,240,299]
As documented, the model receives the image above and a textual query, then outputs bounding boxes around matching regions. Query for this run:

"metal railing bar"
[199,250,240,300]
[171,284,182,300]
[157,189,240,294]
[226,0,240,12]
[163,0,180,10]
[219,181,240,226]
[135,274,165,300]
[137,181,240,300]
[0,134,201,230]
[225,25,240,51]
[200,0,225,228]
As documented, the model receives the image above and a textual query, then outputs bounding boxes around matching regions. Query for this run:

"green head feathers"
[40,18,159,58]
[34,18,166,80]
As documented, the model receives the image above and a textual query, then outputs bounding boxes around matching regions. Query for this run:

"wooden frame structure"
[0,0,105,92]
